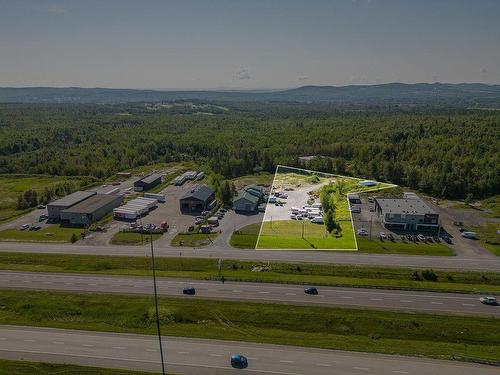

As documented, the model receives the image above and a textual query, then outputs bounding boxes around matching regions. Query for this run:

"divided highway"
[1,271,498,316]
[1,242,500,271]
[0,325,498,375]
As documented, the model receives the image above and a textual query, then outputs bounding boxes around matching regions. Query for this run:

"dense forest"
[0,103,498,199]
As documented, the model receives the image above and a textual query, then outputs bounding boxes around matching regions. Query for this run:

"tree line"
[0,103,498,200]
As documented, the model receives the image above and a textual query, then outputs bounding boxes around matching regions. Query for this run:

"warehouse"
[180,184,216,212]
[233,185,263,212]
[60,194,123,226]
[134,173,162,191]
[375,194,439,231]
[47,191,97,221]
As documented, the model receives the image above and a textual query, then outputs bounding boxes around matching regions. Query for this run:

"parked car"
[38,215,48,221]
[304,287,318,295]
[29,225,41,231]
[310,216,324,224]
[368,197,374,203]
[20,224,30,230]
[37,204,46,209]
[479,296,497,305]
[231,354,248,369]
[188,226,195,232]
[443,236,453,244]
[417,234,426,241]
[461,231,478,239]
[459,228,468,233]
[183,287,196,295]
[290,214,297,220]
[357,229,368,236]
[220,208,228,213]
[387,233,395,241]
[379,232,387,240]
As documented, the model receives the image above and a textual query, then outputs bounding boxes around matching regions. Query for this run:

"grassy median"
[0,289,498,363]
[0,252,499,293]
[0,359,159,375]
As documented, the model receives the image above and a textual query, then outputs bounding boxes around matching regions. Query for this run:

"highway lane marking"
[82,344,94,347]
[393,371,409,374]
[53,341,65,345]
[285,293,296,296]
[279,360,294,363]
[353,367,370,370]
[209,353,223,357]
[340,296,353,299]
[0,348,306,375]
[431,302,443,305]
[370,298,383,301]
[259,291,270,294]
[462,303,474,306]
[316,363,331,367]
[400,300,413,303]
[176,351,189,354]
[112,346,127,349]
[23,339,36,342]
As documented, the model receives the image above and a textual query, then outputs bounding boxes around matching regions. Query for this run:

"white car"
[461,231,478,239]
[310,216,324,224]
[349,206,361,213]
[379,232,387,239]
[357,229,368,236]
[479,296,497,305]
[20,224,30,230]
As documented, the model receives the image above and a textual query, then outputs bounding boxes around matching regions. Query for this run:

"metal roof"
[180,184,215,202]
[48,191,96,208]
[61,194,121,214]
[137,173,162,185]
[375,197,436,216]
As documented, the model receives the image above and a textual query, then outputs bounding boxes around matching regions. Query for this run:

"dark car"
[443,236,452,244]
[231,354,248,369]
[182,287,196,295]
[304,287,318,295]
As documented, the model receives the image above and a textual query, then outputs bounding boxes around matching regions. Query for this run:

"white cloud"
[234,68,251,80]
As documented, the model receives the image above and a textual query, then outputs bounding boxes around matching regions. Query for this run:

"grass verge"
[0,359,159,375]
[170,232,218,247]
[357,238,453,256]
[0,289,498,362]
[0,252,498,293]
[471,223,500,256]
[0,226,84,243]
[110,232,162,245]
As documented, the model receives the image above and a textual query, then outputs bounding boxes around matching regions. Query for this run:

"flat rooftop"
[376,197,436,216]
[48,191,97,208]
[61,194,121,214]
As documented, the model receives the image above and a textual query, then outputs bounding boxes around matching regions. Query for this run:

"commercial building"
[180,184,216,212]
[233,185,264,212]
[374,194,439,231]
[134,173,162,191]
[47,191,97,221]
[60,194,123,226]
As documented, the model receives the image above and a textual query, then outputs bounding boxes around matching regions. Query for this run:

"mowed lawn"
[257,220,357,250]
[0,226,84,243]
[0,174,95,223]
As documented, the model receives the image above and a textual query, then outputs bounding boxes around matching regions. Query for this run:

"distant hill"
[1,83,499,106]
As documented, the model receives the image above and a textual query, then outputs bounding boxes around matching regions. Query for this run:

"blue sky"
[0,0,499,89]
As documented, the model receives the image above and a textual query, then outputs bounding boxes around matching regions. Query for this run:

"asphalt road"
[0,326,498,375]
[1,242,500,271]
[1,271,498,316]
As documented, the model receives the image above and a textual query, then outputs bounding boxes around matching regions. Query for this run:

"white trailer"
[106,187,120,195]
[144,192,165,202]
[113,208,140,220]
[208,216,219,226]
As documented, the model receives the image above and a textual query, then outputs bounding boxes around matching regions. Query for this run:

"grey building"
[374,195,439,231]
[60,194,123,226]
[233,185,263,212]
[180,184,216,212]
[47,191,97,221]
[134,173,162,191]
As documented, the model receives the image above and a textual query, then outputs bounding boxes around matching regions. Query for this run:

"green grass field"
[471,222,500,256]
[0,252,498,293]
[0,289,498,362]
[0,225,84,243]
[0,359,160,375]
[110,232,162,245]
[230,223,260,248]
[0,174,95,223]
[257,219,356,250]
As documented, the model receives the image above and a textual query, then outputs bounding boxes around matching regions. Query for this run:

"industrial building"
[47,191,97,221]
[233,185,264,212]
[374,194,439,231]
[172,170,201,186]
[180,184,216,212]
[114,197,158,220]
[134,173,162,191]
[60,194,123,226]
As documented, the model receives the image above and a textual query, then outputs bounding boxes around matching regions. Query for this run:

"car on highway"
[231,354,248,369]
[304,287,318,295]
[479,296,497,305]
[182,287,196,295]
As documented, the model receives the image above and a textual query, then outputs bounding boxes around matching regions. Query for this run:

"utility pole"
[150,231,166,375]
